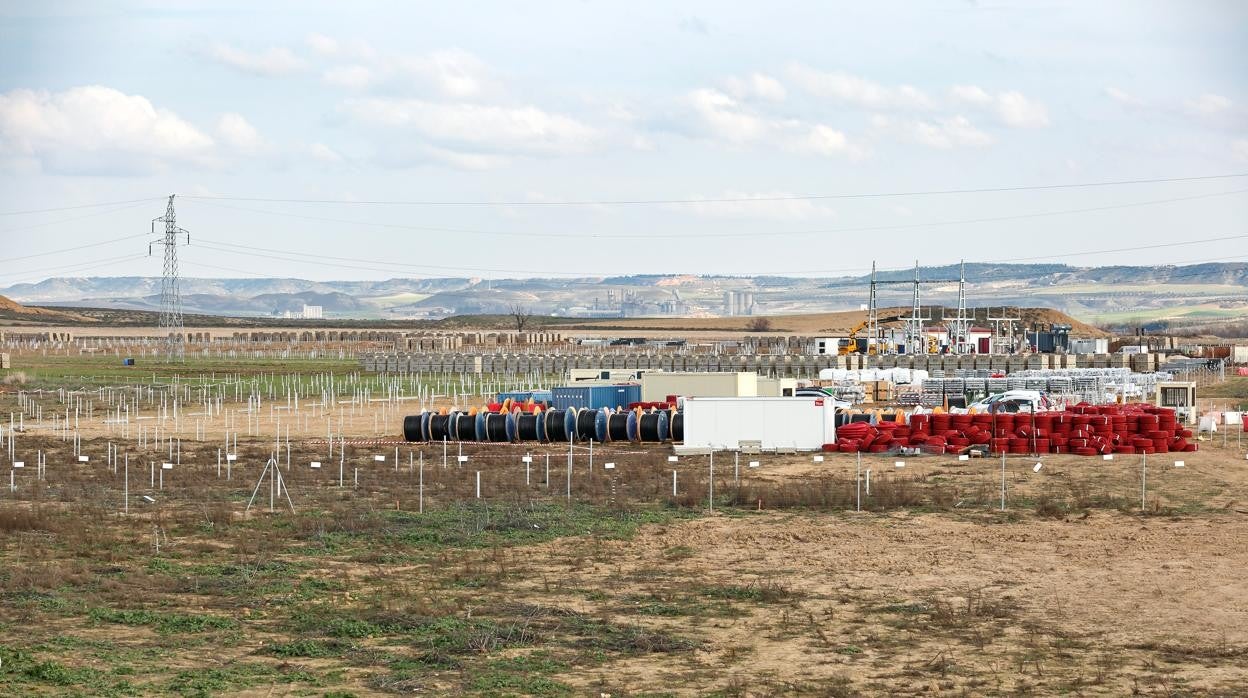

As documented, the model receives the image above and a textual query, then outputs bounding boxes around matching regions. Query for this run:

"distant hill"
[4,261,1245,324]
[0,295,95,324]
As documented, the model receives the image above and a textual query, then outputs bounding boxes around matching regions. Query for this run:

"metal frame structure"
[149,195,190,361]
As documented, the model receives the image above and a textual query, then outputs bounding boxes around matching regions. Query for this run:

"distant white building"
[301,305,323,319]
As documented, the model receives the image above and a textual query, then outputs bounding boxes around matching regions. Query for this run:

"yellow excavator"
[837,321,878,355]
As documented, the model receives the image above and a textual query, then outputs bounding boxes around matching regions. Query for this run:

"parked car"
[967,390,1052,413]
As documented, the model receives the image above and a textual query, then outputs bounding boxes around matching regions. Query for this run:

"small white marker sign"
[522,456,532,463]
[748,461,760,468]
[458,455,469,463]
[1103,454,1114,461]
[604,462,615,470]
[668,455,678,462]
[78,455,89,462]
[310,461,321,469]
[1174,460,1185,468]
[226,454,237,462]
[12,462,23,468]
[374,455,386,462]
[162,463,173,470]
[958,454,969,461]
[894,461,905,469]
[813,455,824,463]
[1033,462,1043,472]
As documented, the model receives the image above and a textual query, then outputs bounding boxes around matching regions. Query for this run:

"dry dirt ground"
[1,431,1246,696]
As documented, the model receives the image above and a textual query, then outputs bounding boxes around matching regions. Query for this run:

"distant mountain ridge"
[5,262,1245,323]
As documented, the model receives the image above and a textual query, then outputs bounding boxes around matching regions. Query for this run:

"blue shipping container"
[551,384,641,411]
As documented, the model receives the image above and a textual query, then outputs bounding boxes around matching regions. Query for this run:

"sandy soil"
[522,508,1248,695]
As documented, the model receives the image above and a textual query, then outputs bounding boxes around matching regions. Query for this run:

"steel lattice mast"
[150,195,190,361]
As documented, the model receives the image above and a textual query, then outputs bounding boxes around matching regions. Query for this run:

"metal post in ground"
[1000,450,1007,511]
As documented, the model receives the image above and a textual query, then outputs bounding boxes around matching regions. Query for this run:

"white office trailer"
[677,397,836,452]
[642,371,759,402]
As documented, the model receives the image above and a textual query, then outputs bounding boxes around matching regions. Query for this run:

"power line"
[178,172,1248,207]
[191,233,1248,280]
[0,253,150,284]
[182,187,1248,240]
[0,196,165,217]
[0,232,152,265]
[0,201,153,235]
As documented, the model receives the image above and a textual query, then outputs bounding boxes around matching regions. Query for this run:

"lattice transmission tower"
[149,195,190,361]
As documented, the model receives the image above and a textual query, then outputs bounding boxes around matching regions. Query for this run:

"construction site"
[2,201,1247,693]
[3,3,1248,692]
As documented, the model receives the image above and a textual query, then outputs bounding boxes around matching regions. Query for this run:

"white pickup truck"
[966,390,1053,414]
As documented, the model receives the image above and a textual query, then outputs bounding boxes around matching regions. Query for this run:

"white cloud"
[0,86,215,174]
[996,90,1049,128]
[305,33,340,56]
[724,73,787,102]
[398,49,496,99]
[875,114,994,149]
[215,113,264,152]
[1233,139,1248,162]
[804,124,851,156]
[952,85,1049,128]
[422,146,508,170]
[342,98,598,156]
[1105,86,1143,106]
[687,88,768,143]
[686,88,862,159]
[786,64,933,110]
[323,65,375,90]
[307,142,344,163]
[1186,93,1232,115]
[679,191,836,220]
[207,44,305,77]
[949,85,993,106]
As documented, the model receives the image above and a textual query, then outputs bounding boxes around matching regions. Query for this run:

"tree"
[508,303,533,333]
[746,317,772,332]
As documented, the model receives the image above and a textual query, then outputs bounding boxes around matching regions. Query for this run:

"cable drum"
[403,415,423,442]
[453,412,476,441]
[670,412,684,442]
[516,412,542,441]
[482,413,512,442]
[427,413,452,442]
[638,411,669,443]
[544,409,569,442]
[574,408,600,442]
[606,411,631,442]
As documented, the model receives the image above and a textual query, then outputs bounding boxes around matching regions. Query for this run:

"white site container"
[642,372,758,402]
[678,397,835,452]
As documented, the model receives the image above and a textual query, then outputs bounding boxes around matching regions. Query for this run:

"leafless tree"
[508,303,533,333]
[747,317,773,332]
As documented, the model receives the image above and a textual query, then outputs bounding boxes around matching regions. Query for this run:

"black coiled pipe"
[544,409,568,442]
[454,413,476,441]
[607,411,631,442]
[428,414,452,442]
[670,412,684,442]
[575,408,598,442]
[403,415,423,442]
[638,412,665,442]
[516,413,541,441]
[483,413,510,442]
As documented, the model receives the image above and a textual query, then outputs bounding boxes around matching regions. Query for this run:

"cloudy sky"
[1,0,1245,283]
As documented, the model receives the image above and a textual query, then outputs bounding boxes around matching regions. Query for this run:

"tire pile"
[833,404,1197,456]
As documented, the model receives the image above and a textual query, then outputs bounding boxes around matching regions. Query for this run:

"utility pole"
[944,260,971,354]
[149,195,190,361]
[865,261,878,355]
[901,261,930,354]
